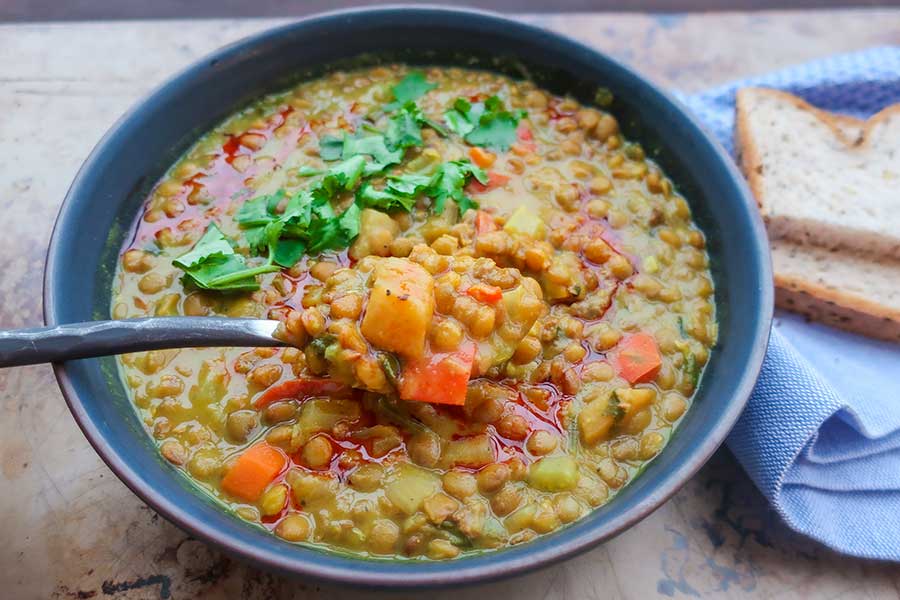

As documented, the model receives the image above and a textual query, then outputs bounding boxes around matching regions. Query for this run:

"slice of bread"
[736,88,900,259]
[772,239,900,342]
[735,88,900,342]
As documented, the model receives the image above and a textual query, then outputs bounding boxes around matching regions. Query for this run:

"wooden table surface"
[1,11,899,600]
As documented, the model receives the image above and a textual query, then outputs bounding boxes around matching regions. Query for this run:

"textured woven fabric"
[681,47,900,560]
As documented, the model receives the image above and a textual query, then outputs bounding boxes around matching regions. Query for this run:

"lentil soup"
[112,65,716,560]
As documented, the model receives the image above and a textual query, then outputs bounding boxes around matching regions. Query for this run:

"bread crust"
[735,87,900,216]
[775,274,900,342]
[736,88,900,342]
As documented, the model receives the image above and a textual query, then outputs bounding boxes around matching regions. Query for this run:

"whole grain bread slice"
[771,239,900,342]
[735,88,900,341]
[736,88,900,259]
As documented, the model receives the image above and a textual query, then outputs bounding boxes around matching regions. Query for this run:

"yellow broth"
[112,65,716,560]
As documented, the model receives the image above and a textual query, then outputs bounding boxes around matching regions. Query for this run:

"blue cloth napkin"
[680,47,900,561]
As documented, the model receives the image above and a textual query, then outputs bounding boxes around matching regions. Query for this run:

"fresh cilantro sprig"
[384,71,436,111]
[173,224,280,292]
[357,160,486,216]
[173,70,487,292]
[444,96,526,151]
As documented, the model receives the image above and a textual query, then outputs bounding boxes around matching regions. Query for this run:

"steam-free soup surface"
[113,65,716,560]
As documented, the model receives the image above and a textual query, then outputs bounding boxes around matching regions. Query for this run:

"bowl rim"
[43,4,773,588]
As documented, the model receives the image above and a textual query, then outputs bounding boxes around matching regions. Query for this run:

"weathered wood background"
[1,11,899,600]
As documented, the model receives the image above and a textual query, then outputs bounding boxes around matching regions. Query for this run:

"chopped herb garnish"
[428,160,487,215]
[684,353,700,390]
[175,73,489,291]
[357,182,418,212]
[173,224,279,292]
[606,392,626,420]
[385,71,437,111]
[677,316,687,338]
[357,161,484,215]
[297,166,323,177]
[443,96,526,151]
[318,135,344,160]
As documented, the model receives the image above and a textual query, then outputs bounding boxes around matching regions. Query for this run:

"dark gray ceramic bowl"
[43,6,772,588]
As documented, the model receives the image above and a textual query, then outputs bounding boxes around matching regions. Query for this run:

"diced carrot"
[468,171,510,194]
[468,146,496,168]
[466,283,503,304]
[254,377,350,408]
[517,125,533,141]
[399,342,476,406]
[615,333,662,384]
[474,210,498,234]
[221,444,287,502]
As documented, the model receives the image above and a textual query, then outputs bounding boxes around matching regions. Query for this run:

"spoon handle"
[0,317,284,368]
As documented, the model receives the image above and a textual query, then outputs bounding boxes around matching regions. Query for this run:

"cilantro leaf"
[443,96,526,151]
[342,134,404,167]
[386,101,449,151]
[173,223,235,268]
[426,160,486,215]
[319,135,344,161]
[357,182,418,212]
[297,166,323,177]
[443,98,482,137]
[272,238,306,268]
[386,107,423,150]
[307,202,360,253]
[173,224,278,292]
[235,190,283,227]
[243,225,268,254]
[386,71,436,111]
[387,173,432,196]
[464,113,521,151]
[321,155,367,196]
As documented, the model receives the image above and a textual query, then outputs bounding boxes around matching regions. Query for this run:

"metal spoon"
[0,318,286,368]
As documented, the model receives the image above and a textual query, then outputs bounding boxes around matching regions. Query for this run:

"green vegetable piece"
[607,391,626,420]
[443,95,526,151]
[342,134,404,167]
[386,105,423,150]
[357,183,417,212]
[528,456,579,492]
[387,173,432,196]
[685,353,700,389]
[272,238,306,268]
[427,159,487,215]
[443,98,482,137]
[173,224,278,292]
[173,223,234,268]
[321,155,367,195]
[297,166,323,177]
[318,135,344,161]
[386,71,437,110]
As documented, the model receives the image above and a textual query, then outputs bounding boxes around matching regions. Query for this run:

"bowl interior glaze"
[44,7,772,587]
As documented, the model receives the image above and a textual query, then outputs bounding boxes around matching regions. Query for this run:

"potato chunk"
[361,258,435,359]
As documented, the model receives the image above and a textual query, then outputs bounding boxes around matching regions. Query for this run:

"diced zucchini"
[528,456,579,491]
[385,463,441,515]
